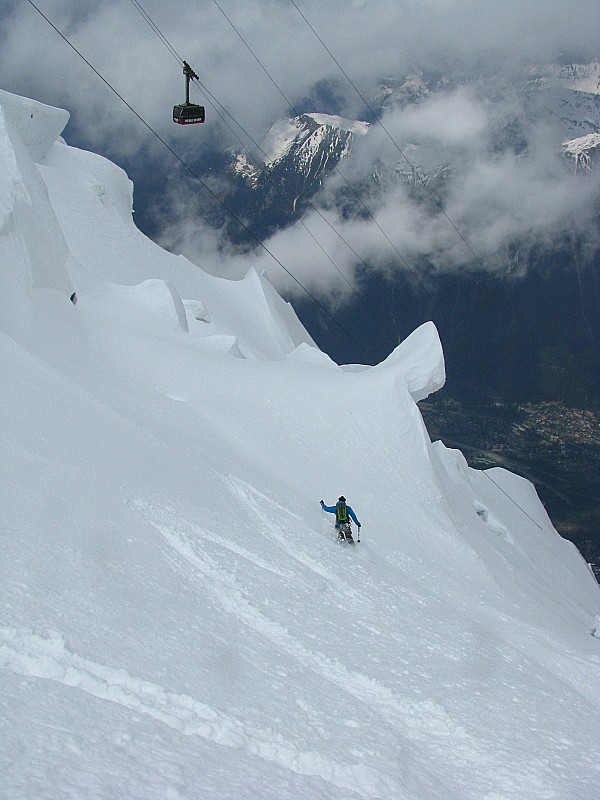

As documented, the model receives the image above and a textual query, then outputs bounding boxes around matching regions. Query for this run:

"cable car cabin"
[174,62,204,125]
[173,103,205,125]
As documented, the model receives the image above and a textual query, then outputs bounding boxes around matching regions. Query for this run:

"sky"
[2,0,600,298]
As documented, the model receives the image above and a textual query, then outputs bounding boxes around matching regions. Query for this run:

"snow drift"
[1,90,599,800]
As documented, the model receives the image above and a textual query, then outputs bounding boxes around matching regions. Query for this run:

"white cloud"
[2,0,599,298]
[393,88,490,146]
[3,1,599,145]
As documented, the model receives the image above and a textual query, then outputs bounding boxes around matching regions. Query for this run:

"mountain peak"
[231,111,368,196]
[562,131,600,172]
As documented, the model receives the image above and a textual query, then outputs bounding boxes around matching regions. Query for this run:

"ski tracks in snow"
[2,480,573,799]
[129,489,493,786]
[222,474,349,589]
[136,484,586,800]
[0,626,392,799]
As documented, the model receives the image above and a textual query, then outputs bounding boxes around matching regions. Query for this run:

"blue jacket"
[321,501,360,527]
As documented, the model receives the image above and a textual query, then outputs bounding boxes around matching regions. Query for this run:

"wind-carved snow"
[562,132,600,173]
[1,89,599,800]
[373,321,445,402]
[82,279,189,333]
[0,88,69,162]
[0,97,74,351]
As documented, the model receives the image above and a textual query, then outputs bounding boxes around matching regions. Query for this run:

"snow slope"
[1,91,599,800]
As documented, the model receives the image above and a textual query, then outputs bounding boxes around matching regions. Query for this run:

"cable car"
[173,104,205,125]
[173,61,205,125]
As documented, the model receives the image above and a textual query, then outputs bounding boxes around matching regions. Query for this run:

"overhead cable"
[211,0,431,291]
[128,0,182,64]
[288,0,488,271]
[127,0,402,343]
[483,472,544,531]
[24,0,378,363]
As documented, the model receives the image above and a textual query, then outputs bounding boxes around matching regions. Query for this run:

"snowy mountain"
[241,62,600,195]
[224,62,600,245]
[370,63,600,188]
[229,113,369,224]
[233,112,369,187]
[2,90,600,800]
[562,132,600,172]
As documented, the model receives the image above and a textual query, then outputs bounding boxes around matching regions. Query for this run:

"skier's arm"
[320,501,336,514]
[347,505,361,527]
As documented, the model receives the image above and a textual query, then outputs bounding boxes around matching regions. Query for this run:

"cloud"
[334,87,600,262]
[3,1,599,145]
[154,81,599,300]
[1,0,599,300]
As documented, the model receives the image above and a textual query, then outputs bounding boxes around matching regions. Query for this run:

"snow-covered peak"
[562,131,600,172]
[262,113,369,166]
[522,61,600,95]
[231,112,369,199]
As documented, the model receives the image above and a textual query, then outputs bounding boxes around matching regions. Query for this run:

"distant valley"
[419,398,600,579]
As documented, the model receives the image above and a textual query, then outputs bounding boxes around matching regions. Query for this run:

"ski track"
[223,474,348,589]
[132,496,468,744]
[0,626,395,799]
[130,491,593,800]
[2,489,578,799]
[136,502,482,753]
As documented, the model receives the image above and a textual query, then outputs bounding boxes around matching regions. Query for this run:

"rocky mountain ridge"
[230,112,369,213]
[227,62,600,221]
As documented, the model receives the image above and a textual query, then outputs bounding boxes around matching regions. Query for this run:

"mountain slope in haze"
[227,62,600,222]
[228,112,369,234]
[1,90,599,800]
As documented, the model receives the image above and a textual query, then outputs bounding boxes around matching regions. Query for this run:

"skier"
[320,496,361,542]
